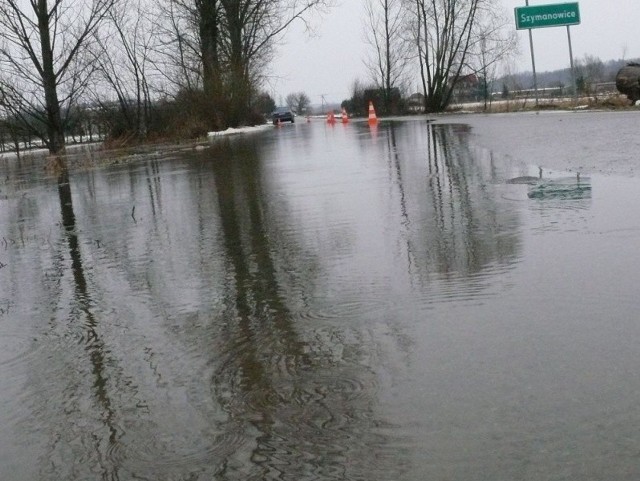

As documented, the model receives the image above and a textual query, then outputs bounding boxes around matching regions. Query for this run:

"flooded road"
[2,114,640,480]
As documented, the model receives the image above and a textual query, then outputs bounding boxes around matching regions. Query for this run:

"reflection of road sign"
[515,2,580,30]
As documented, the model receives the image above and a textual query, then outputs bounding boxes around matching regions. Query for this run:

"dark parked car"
[271,107,295,124]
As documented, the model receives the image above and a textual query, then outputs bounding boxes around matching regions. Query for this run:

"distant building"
[451,73,481,103]
[407,93,425,113]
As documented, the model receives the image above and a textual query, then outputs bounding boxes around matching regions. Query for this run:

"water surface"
[2,118,640,480]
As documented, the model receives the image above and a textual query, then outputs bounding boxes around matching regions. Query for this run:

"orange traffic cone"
[341,108,349,124]
[368,101,378,125]
[327,111,336,124]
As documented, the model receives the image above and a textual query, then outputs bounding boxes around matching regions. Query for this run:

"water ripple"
[116,422,247,474]
[0,332,44,371]
[297,294,390,323]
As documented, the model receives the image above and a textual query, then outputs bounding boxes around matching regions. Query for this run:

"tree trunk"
[223,1,250,128]
[37,0,66,155]
[200,0,224,129]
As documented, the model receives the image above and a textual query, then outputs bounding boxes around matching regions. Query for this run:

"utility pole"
[320,94,327,112]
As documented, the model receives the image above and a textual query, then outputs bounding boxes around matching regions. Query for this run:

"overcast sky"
[269,0,640,104]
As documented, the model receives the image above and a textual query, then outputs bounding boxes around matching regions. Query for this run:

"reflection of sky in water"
[1,120,640,480]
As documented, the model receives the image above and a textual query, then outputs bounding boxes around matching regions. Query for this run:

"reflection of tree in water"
[3,122,516,479]
[385,122,521,282]
[209,141,388,480]
[34,170,126,480]
[204,126,520,479]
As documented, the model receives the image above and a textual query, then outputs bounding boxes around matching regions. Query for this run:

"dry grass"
[449,93,637,114]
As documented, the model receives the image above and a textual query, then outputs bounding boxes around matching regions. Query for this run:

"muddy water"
[1,117,640,480]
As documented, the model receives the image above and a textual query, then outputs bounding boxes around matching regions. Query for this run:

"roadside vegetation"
[0,0,331,163]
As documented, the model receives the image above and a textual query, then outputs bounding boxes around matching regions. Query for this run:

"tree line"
[9,0,600,159]
[356,0,517,115]
[0,0,332,158]
[356,0,640,115]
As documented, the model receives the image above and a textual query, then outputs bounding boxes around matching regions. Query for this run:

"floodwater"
[2,115,640,480]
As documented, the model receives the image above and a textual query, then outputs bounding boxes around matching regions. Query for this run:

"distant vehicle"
[271,107,295,124]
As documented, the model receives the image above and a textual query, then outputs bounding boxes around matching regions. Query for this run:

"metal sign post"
[525,0,539,106]
[567,25,576,102]
[515,2,581,106]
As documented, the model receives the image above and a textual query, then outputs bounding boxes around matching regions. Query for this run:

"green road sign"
[515,2,580,30]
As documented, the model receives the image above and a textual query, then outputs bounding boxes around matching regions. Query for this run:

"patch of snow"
[207,124,271,138]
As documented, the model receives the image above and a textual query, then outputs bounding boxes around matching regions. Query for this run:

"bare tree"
[220,0,334,126]
[153,0,204,95]
[410,0,491,112]
[363,0,411,113]
[199,0,224,122]
[285,92,310,114]
[467,6,517,110]
[0,0,118,156]
[91,0,155,140]
[163,0,333,129]
[575,55,605,95]
[0,110,31,157]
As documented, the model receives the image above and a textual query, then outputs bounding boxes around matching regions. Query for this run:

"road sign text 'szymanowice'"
[515,2,580,30]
